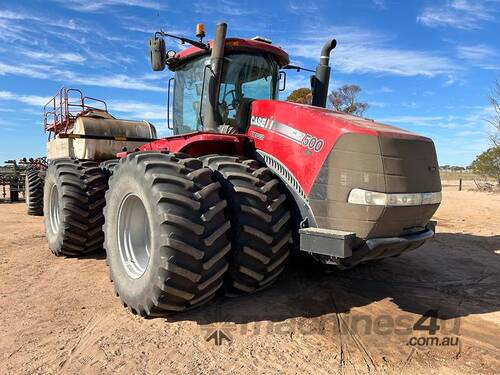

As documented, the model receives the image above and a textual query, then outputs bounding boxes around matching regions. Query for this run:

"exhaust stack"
[204,22,227,132]
[311,39,336,108]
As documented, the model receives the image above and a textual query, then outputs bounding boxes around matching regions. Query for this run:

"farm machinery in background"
[0,160,23,202]
[0,157,46,208]
[38,22,441,316]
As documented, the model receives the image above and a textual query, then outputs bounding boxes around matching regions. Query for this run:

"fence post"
[459,178,462,191]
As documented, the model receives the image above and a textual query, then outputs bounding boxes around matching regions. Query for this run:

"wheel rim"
[117,193,152,279]
[49,184,60,234]
[25,175,30,203]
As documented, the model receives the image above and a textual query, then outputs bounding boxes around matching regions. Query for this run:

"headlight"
[348,189,441,206]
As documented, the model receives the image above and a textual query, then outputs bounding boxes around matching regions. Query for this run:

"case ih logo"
[251,115,274,129]
[250,116,324,152]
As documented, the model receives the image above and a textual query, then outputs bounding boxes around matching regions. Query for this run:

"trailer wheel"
[103,152,230,316]
[202,155,292,295]
[9,184,19,202]
[43,159,107,256]
[25,169,44,215]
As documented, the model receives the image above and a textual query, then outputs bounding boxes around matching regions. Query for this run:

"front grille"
[308,133,441,239]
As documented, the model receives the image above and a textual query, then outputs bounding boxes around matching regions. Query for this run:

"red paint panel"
[136,132,248,158]
[247,100,430,195]
[175,38,289,66]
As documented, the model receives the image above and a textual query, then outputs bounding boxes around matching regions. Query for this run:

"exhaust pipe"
[311,39,336,108]
[204,22,227,132]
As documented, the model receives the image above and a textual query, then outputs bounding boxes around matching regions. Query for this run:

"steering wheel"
[222,89,238,111]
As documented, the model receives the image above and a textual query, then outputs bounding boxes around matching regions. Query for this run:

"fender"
[135,132,250,157]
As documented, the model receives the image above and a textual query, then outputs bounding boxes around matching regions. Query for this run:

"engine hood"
[247,100,441,239]
[247,100,437,195]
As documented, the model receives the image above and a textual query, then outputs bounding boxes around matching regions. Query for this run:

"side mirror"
[148,37,166,71]
[279,71,286,91]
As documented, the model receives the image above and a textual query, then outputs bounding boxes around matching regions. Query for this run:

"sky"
[0,0,499,166]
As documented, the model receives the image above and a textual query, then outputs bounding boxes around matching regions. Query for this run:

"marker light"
[196,23,205,39]
[348,189,442,206]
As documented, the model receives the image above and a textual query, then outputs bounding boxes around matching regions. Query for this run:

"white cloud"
[283,26,457,77]
[19,50,86,64]
[69,73,164,92]
[81,46,134,66]
[287,1,320,15]
[0,92,167,128]
[456,44,500,70]
[123,25,156,34]
[107,100,166,120]
[457,44,496,60]
[0,9,87,31]
[0,91,51,107]
[0,106,17,112]
[417,0,498,30]
[194,0,255,16]
[401,101,419,109]
[0,61,164,92]
[379,106,492,130]
[456,130,486,137]
[369,101,386,108]
[378,115,447,127]
[366,86,393,95]
[0,18,32,43]
[52,0,164,12]
[0,62,51,79]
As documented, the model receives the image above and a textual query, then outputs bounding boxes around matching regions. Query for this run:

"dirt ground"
[0,188,499,374]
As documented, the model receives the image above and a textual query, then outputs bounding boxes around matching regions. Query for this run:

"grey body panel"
[308,133,441,240]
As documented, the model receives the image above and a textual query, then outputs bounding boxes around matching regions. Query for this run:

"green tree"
[488,79,500,147]
[328,84,368,116]
[287,88,312,104]
[470,146,500,184]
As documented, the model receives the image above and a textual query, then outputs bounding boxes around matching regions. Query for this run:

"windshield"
[173,53,278,134]
[172,56,208,134]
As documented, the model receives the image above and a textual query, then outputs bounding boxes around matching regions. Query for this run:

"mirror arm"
[166,57,180,67]
[156,31,209,50]
[283,64,315,73]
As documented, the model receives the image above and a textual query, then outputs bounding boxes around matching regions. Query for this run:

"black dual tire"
[103,152,231,315]
[43,159,107,256]
[99,159,119,179]
[202,155,293,295]
[25,169,45,216]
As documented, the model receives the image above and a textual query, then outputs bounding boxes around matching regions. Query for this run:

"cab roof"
[173,38,290,68]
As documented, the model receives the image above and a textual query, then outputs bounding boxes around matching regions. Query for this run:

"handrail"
[43,87,109,139]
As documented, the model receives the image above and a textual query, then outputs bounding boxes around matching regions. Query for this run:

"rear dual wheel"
[43,159,107,256]
[26,169,45,216]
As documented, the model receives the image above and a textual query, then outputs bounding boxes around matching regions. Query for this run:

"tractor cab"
[173,49,280,134]
[148,25,290,135]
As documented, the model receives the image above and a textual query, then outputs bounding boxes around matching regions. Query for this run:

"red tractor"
[42,23,441,316]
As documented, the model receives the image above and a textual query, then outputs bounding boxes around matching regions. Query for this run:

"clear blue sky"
[0,0,499,166]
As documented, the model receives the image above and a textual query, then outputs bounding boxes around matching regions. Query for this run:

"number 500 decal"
[302,134,325,152]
